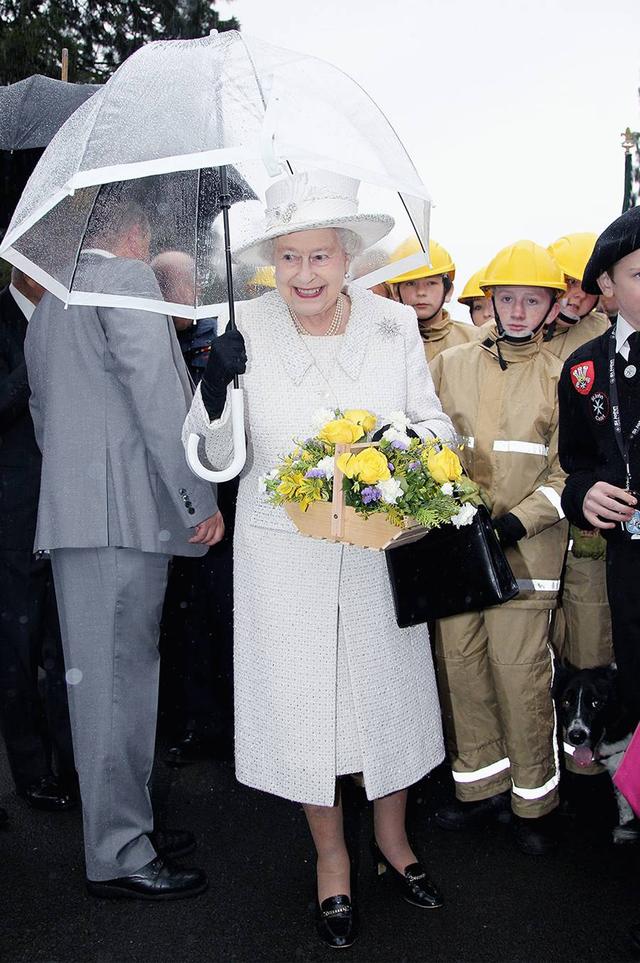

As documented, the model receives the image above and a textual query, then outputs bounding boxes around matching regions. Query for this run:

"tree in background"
[0,0,239,84]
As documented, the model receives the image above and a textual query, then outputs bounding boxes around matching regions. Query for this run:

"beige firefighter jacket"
[430,326,568,609]
[542,310,610,363]
[421,309,480,364]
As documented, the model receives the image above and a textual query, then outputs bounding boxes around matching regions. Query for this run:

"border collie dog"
[554,663,638,844]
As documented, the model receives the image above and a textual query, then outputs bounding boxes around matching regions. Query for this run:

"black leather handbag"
[385,505,519,626]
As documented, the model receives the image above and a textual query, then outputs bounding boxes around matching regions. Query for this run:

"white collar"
[82,248,116,258]
[9,283,35,321]
[616,314,638,360]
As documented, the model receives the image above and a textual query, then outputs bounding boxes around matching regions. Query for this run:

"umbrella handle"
[186,387,246,482]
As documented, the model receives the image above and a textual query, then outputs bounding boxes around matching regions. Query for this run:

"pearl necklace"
[289,293,344,337]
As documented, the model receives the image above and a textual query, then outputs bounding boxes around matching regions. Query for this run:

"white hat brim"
[232,212,394,266]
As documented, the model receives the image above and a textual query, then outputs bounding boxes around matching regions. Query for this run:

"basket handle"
[331,443,348,539]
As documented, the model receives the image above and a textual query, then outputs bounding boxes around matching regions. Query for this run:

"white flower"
[378,477,404,504]
[441,483,454,496]
[450,502,477,528]
[310,407,336,434]
[258,468,279,494]
[316,455,335,479]
[382,426,411,448]
[387,410,410,431]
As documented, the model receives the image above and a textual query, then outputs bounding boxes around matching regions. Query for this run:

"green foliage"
[0,0,239,84]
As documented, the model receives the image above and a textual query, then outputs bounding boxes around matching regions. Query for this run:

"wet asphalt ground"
[1,740,639,963]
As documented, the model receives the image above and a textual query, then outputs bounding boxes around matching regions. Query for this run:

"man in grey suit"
[25,199,223,900]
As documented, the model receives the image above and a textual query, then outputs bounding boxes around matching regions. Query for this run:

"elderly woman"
[183,170,455,948]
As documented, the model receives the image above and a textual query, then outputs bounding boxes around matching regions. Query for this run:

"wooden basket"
[283,442,429,552]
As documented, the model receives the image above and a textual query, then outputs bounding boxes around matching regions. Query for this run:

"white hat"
[233,169,394,266]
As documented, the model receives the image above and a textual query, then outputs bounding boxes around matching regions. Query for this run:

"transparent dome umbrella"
[0,30,433,481]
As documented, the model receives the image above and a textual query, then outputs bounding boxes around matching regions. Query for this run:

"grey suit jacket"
[25,253,217,556]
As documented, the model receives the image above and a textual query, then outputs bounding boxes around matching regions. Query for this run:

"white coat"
[183,286,455,806]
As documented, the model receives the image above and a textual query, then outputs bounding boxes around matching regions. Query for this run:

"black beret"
[583,206,640,294]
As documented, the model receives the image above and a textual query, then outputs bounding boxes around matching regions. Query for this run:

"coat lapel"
[263,292,315,386]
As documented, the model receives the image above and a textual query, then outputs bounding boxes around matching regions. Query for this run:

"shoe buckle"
[322,906,350,918]
[406,871,426,883]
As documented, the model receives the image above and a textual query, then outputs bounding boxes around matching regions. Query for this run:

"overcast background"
[218,0,639,310]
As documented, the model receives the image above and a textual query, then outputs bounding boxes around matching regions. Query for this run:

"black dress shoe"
[512,813,558,856]
[316,894,357,949]
[165,728,233,766]
[435,790,511,830]
[86,856,208,901]
[149,828,196,859]
[0,806,8,828]
[18,776,77,812]
[373,843,443,909]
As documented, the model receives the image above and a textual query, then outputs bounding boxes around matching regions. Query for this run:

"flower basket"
[284,442,429,551]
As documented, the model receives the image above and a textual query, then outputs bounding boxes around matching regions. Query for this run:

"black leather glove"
[200,329,247,420]
[493,512,526,548]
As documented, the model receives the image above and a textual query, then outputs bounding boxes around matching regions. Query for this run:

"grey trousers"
[50,546,170,881]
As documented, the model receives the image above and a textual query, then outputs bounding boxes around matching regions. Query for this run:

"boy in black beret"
[558,206,640,725]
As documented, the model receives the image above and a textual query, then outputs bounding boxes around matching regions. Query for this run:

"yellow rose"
[347,447,391,485]
[318,419,364,445]
[344,409,377,434]
[335,452,357,478]
[426,446,463,484]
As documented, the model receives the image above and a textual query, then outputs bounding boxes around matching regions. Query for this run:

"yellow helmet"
[248,265,276,288]
[458,268,488,306]
[480,240,566,297]
[387,238,456,285]
[546,233,598,283]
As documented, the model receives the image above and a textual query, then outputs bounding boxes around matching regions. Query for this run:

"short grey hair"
[262,227,362,264]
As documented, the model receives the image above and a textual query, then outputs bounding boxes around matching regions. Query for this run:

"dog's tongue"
[572,746,595,768]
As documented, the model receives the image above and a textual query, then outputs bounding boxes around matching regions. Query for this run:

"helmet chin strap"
[493,295,556,345]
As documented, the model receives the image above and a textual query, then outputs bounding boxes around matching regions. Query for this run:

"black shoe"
[372,842,443,909]
[18,776,77,812]
[0,806,8,828]
[165,728,233,766]
[316,894,357,949]
[86,856,208,901]
[630,922,640,954]
[435,790,511,831]
[513,813,558,856]
[149,828,196,859]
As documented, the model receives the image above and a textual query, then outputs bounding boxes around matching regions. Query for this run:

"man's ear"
[597,270,614,297]
[444,283,454,304]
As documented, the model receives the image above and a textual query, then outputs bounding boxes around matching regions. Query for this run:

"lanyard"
[608,327,640,487]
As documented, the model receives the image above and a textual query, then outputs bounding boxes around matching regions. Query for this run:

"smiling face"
[274,228,349,326]
[598,249,640,329]
[397,274,451,325]
[493,285,559,338]
[557,276,599,326]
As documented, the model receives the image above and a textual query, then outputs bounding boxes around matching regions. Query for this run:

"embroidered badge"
[570,360,595,395]
[590,391,609,423]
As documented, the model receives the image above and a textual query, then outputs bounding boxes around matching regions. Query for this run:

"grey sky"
[219,0,640,309]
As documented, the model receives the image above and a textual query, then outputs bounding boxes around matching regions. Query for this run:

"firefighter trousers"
[435,606,559,818]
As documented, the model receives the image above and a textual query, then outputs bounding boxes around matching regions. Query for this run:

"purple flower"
[305,468,325,479]
[408,460,421,471]
[391,439,409,450]
[388,462,395,472]
[361,486,382,504]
